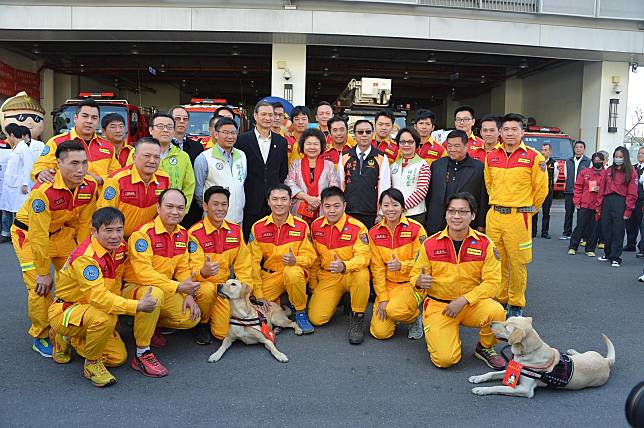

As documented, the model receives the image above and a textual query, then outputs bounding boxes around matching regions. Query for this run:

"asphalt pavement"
[1,199,643,427]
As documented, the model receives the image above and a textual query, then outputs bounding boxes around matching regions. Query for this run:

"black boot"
[348,312,365,345]
[194,323,213,345]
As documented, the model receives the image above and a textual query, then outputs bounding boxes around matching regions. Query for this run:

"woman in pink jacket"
[285,128,340,224]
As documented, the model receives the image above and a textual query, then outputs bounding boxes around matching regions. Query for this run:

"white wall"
[272,43,306,106]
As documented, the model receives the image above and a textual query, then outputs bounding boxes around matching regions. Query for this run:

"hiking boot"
[295,311,315,334]
[83,360,116,387]
[407,315,424,340]
[151,328,167,348]
[194,323,213,345]
[32,337,52,358]
[474,342,506,370]
[50,328,71,364]
[131,351,168,377]
[348,312,365,345]
[506,305,523,318]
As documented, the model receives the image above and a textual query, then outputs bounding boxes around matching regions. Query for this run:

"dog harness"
[501,346,574,388]
[229,302,275,343]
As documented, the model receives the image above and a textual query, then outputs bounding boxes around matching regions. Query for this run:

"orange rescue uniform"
[417,137,447,166]
[368,216,427,339]
[373,138,399,164]
[409,228,505,368]
[115,144,134,168]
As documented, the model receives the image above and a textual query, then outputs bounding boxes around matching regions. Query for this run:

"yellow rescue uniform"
[187,218,253,339]
[32,128,119,182]
[368,216,427,339]
[48,237,137,366]
[249,214,317,311]
[410,228,505,368]
[98,165,170,237]
[122,217,199,347]
[484,142,548,308]
[11,173,98,339]
[308,214,370,325]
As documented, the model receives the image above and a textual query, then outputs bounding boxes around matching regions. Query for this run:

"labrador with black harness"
[468,316,615,398]
[207,279,302,363]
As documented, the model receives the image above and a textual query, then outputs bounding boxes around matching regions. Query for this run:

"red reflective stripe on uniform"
[253,219,308,246]
[423,232,489,265]
[310,216,361,249]
[43,183,95,212]
[191,222,243,254]
[146,227,189,258]
[16,229,26,248]
[115,170,170,209]
[369,220,423,249]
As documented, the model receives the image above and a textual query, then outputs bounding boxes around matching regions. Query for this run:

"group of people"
[8,95,638,388]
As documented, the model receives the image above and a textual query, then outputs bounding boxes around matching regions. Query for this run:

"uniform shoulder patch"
[103,186,117,201]
[539,161,546,171]
[188,240,198,253]
[360,233,369,244]
[32,199,45,213]
[83,265,100,281]
[135,238,148,252]
[40,145,50,156]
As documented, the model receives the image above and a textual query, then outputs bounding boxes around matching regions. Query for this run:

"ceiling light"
[231,45,240,56]
[426,53,436,63]
[242,66,248,75]
[480,74,487,84]
[32,44,40,55]
[130,44,139,55]
[403,72,409,80]
[330,48,339,59]
[323,67,329,77]
[519,58,529,69]
[159,64,166,73]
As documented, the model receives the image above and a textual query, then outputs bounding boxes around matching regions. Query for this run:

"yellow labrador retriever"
[469,316,615,398]
[207,279,302,363]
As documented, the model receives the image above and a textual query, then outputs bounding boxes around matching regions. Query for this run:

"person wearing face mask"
[595,146,638,267]
[567,153,606,257]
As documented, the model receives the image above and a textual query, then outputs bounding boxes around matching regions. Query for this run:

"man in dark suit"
[235,101,288,239]
[169,105,205,229]
[425,130,488,235]
[625,146,644,255]
[532,143,555,239]
[561,141,590,239]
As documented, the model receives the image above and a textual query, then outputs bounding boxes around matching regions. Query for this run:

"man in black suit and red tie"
[235,101,289,239]
[625,146,644,256]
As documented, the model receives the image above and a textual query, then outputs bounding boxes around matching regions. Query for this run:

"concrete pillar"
[271,43,306,107]
[40,68,55,141]
[54,73,80,106]
[490,78,523,115]
[580,61,630,154]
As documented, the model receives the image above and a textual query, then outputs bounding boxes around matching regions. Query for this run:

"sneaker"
[151,329,167,348]
[194,323,213,345]
[567,249,576,255]
[598,243,605,249]
[586,251,595,257]
[83,360,117,387]
[611,261,621,268]
[295,311,315,334]
[506,306,523,318]
[49,329,71,364]
[32,337,53,358]
[638,273,644,283]
[131,351,168,377]
[541,233,551,239]
[348,312,365,345]
[580,240,587,247]
[474,342,506,370]
[559,235,570,240]
[407,315,424,340]
[636,252,644,259]
[597,256,609,262]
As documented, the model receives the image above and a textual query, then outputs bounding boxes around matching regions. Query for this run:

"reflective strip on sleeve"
[20,262,35,272]
[519,241,533,250]
[61,304,79,328]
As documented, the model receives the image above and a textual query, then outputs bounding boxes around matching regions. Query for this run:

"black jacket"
[634,164,644,202]
[176,135,205,229]
[545,157,556,191]
[564,155,591,193]
[235,129,288,217]
[425,155,488,235]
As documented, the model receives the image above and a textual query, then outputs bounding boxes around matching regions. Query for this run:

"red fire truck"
[183,98,247,146]
[52,92,152,144]
[522,126,574,193]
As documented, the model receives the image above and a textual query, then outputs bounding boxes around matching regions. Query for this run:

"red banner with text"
[0,61,40,98]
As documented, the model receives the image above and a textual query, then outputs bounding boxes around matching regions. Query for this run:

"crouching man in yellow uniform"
[410,192,506,369]
[48,207,158,387]
[187,185,254,344]
[249,184,317,334]
[309,186,370,344]
[122,188,201,377]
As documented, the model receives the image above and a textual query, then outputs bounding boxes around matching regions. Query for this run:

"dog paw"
[274,352,289,363]
[294,328,303,336]
[469,376,483,384]
[471,387,487,395]
[207,353,221,363]
[566,349,579,355]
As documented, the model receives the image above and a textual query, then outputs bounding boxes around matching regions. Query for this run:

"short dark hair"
[298,128,326,156]
[75,98,100,115]
[327,116,347,130]
[56,140,87,160]
[266,183,292,199]
[480,114,501,129]
[454,105,475,118]
[215,117,238,131]
[254,101,273,114]
[591,152,605,162]
[150,112,175,127]
[271,102,284,111]
[203,185,230,204]
[574,140,586,149]
[5,123,21,138]
[541,143,552,150]
[374,109,395,125]
[413,109,436,124]
[317,101,333,110]
[18,126,31,139]
[353,119,373,133]
[214,106,235,118]
[379,187,405,207]
[92,207,125,231]
[395,127,421,149]
[445,192,478,216]
[101,113,125,129]
[291,105,311,120]
[168,105,189,119]
[501,113,525,130]
[134,136,160,151]
[209,115,223,129]
[320,186,345,203]
[158,188,187,206]
[445,130,468,146]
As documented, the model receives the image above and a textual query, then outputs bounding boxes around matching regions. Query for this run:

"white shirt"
[573,156,583,178]
[356,145,372,161]
[254,128,272,164]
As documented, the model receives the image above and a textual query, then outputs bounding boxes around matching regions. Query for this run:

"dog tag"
[260,320,275,343]
[502,360,523,388]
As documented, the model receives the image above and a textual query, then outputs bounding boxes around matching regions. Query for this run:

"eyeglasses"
[446,209,471,216]
[218,130,238,137]
[153,124,175,131]
[455,118,473,123]
[398,139,416,145]
[6,113,43,123]
[355,129,372,135]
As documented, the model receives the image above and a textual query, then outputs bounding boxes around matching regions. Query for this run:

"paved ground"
[1,200,642,427]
